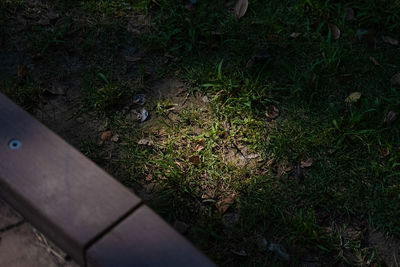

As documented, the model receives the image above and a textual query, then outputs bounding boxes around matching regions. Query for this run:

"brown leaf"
[328,23,341,40]
[138,138,154,146]
[391,73,400,86]
[111,134,119,142]
[196,138,206,146]
[265,105,280,119]
[234,0,248,18]
[189,155,201,165]
[301,158,313,168]
[382,36,399,46]
[289,32,301,38]
[369,56,381,66]
[216,193,236,214]
[379,148,390,159]
[194,144,205,152]
[345,8,355,21]
[385,111,397,125]
[284,166,293,173]
[100,130,113,141]
[157,128,168,137]
[266,158,275,167]
[145,174,153,181]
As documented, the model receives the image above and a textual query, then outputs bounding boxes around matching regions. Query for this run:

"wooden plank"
[87,205,216,267]
[0,94,142,265]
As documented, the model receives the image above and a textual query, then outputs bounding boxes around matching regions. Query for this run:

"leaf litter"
[345,92,361,103]
[382,36,399,46]
[265,105,280,119]
[300,158,313,168]
[328,23,341,40]
[216,193,236,214]
[234,0,248,18]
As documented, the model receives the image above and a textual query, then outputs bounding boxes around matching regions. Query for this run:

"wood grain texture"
[0,94,141,265]
[87,205,216,267]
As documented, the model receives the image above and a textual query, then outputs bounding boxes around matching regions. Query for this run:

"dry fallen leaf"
[382,36,399,46]
[230,249,247,257]
[216,193,236,213]
[328,23,341,40]
[157,128,168,137]
[265,105,280,119]
[369,56,381,66]
[202,96,210,103]
[234,0,248,18]
[301,158,313,168]
[385,111,397,125]
[379,148,390,159]
[100,130,113,141]
[284,166,293,173]
[189,155,201,165]
[289,32,301,38]
[145,174,153,181]
[194,144,205,152]
[111,134,119,142]
[246,153,260,159]
[266,158,275,167]
[391,73,400,86]
[345,92,362,103]
[138,138,154,146]
[196,138,206,146]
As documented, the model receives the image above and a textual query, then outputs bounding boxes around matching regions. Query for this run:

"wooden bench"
[0,94,215,267]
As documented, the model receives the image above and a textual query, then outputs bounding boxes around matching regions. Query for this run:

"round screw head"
[9,139,22,150]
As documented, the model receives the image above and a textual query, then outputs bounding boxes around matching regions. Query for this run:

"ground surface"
[1,0,400,266]
[0,199,78,267]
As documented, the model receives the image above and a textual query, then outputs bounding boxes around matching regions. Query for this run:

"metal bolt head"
[9,139,22,150]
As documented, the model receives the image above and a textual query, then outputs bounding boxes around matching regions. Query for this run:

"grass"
[1,0,400,265]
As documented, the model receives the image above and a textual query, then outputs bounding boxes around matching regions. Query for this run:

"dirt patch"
[369,228,400,267]
[0,222,78,267]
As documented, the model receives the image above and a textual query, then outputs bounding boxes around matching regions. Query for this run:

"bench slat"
[0,94,141,265]
[87,205,215,267]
